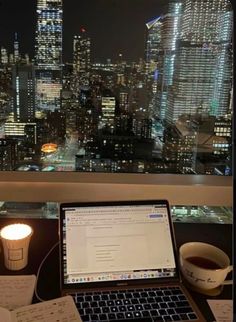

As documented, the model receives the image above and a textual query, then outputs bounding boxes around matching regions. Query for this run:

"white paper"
[0,275,36,310]
[0,307,12,322]
[11,296,82,322]
[207,299,233,322]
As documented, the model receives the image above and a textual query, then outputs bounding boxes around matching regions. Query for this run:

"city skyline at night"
[0,0,166,62]
[0,0,233,175]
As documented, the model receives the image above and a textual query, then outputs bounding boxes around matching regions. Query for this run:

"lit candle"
[0,223,33,270]
[0,224,32,240]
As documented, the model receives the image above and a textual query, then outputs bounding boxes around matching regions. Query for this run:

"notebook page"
[11,296,82,322]
[0,275,36,310]
[0,307,11,322]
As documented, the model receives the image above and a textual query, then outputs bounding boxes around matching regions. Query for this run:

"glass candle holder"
[0,223,33,270]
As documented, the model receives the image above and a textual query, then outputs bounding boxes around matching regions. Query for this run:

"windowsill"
[0,172,232,206]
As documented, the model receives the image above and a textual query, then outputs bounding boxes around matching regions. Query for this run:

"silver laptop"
[59,200,206,322]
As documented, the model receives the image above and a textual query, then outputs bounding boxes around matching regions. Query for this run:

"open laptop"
[59,200,206,322]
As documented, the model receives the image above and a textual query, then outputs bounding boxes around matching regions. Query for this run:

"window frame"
[0,172,232,206]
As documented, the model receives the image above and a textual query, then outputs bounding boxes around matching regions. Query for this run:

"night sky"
[0,0,166,62]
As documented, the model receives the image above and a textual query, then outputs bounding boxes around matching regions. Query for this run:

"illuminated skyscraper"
[145,16,162,83]
[166,0,233,122]
[145,16,162,117]
[145,1,182,122]
[101,96,116,132]
[12,64,35,122]
[14,33,20,63]
[73,29,91,92]
[35,0,63,111]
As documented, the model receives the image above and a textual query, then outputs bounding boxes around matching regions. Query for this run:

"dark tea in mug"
[186,256,222,270]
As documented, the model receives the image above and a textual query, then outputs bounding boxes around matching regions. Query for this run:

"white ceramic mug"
[179,242,233,290]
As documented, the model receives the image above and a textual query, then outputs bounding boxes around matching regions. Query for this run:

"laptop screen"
[60,200,178,286]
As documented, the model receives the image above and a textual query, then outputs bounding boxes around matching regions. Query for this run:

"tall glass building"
[73,30,91,93]
[166,0,233,122]
[35,0,63,111]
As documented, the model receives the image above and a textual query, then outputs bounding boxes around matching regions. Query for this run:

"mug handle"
[221,265,233,285]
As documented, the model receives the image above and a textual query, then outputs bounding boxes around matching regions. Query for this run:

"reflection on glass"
[0,202,232,223]
[0,0,233,175]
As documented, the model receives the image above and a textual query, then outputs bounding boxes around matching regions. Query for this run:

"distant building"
[0,139,17,170]
[12,64,35,122]
[101,96,116,132]
[73,30,91,92]
[14,33,20,63]
[0,47,8,65]
[35,0,63,111]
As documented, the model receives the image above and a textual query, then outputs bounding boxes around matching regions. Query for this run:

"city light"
[41,143,58,153]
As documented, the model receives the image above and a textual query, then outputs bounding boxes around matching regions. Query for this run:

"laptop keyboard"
[71,286,198,321]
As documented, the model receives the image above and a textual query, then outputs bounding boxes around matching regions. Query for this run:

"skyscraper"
[12,64,35,122]
[73,29,91,93]
[166,0,233,123]
[35,0,63,111]
[14,33,20,63]
[145,16,162,118]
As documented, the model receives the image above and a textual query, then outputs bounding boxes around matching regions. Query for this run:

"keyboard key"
[111,306,118,312]
[125,312,134,318]
[99,314,108,320]
[151,303,159,309]
[90,314,98,321]
[81,315,89,321]
[94,307,101,314]
[163,290,172,296]
[102,307,110,313]
[75,302,82,309]
[178,295,187,301]
[150,309,159,317]
[85,308,93,314]
[147,297,155,303]
[188,312,198,319]
[142,310,150,317]
[131,298,139,304]
[172,314,181,321]
[134,311,142,318]
[176,301,190,308]
[117,293,125,299]
[180,313,188,320]
[175,307,193,314]
[82,302,89,308]
[110,294,117,300]
[167,308,175,315]
[140,298,147,303]
[76,296,84,302]
[163,316,172,322]
[99,300,106,307]
[155,317,164,322]
[91,301,98,307]
[117,312,125,319]
[108,313,116,320]
[159,309,167,315]
[167,301,176,308]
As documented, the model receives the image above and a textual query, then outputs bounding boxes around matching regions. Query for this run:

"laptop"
[59,200,206,322]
